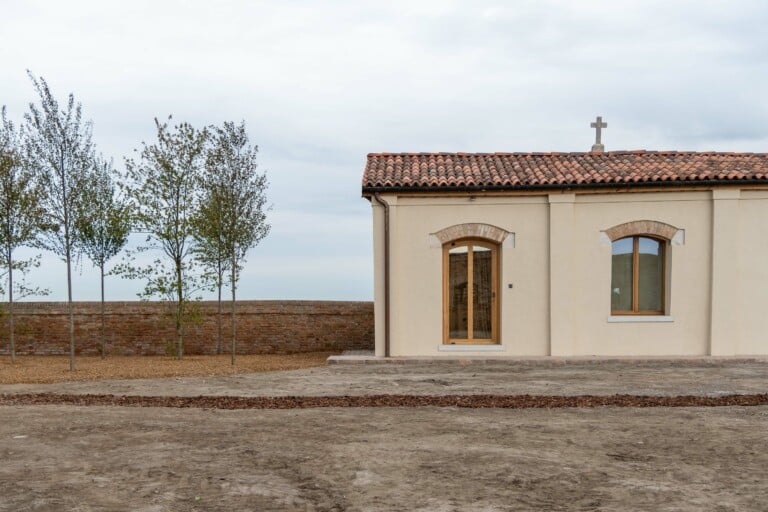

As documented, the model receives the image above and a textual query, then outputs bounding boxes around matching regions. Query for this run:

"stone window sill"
[438,344,505,352]
[607,315,674,323]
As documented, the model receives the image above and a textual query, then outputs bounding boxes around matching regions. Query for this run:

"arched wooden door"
[442,239,499,344]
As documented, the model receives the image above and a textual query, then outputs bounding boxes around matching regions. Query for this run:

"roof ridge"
[366,151,768,157]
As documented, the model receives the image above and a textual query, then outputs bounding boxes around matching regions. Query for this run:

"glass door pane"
[638,237,663,311]
[448,245,469,339]
[472,245,493,339]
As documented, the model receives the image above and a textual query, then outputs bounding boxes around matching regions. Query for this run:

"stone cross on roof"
[590,115,607,152]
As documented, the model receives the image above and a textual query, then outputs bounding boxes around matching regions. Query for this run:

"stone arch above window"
[604,220,681,243]
[432,223,511,245]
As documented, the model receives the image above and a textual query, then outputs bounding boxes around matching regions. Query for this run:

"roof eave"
[361,179,767,196]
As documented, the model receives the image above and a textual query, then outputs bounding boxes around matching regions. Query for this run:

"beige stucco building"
[362,151,768,357]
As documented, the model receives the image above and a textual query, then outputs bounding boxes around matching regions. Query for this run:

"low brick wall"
[0,301,374,356]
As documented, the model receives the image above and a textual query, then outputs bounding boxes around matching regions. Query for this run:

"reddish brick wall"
[0,301,374,356]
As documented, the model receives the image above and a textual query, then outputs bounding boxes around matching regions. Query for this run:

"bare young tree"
[118,117,207,359]
[0,106,48,362]
[77,157,130,359]
[23,73,94,371]
[198,121,269,365]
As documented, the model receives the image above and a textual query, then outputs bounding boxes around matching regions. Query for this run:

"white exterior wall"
[737,190,768,355]
[569,191,711,356]
[371,188,768,357]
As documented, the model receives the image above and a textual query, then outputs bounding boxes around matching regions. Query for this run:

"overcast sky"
[2,0,768,301]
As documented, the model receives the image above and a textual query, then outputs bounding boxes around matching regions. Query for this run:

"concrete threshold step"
[327,354,768,366]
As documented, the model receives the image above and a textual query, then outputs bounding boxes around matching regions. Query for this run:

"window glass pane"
[611,237,633,311]
[472,246,493,339]
[448,245,469,339]
[638,237,663,311]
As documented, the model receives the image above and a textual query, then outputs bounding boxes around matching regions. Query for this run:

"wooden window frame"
[442,239,500,344]
[611,235,666,316]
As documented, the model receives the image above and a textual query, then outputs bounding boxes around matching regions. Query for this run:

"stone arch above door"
[431,223,513,247]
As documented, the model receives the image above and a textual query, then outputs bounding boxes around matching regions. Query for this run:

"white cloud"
[2,0,768,300]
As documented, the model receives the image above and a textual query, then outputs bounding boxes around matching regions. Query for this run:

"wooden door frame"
[442,239,500,344]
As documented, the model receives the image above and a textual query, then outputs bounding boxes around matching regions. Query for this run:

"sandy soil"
[1,405,766,511]
[3,361,767,397]
[0,353,335,384]
[2,362,766,510]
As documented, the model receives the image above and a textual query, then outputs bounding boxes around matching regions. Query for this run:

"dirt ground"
[1,404,766,511]
[0,353,334,384]
[2,361,767,511]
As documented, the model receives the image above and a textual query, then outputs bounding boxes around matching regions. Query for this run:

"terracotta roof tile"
[362,151,768,192]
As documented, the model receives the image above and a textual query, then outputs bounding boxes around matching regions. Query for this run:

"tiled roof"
[362,151,768,192]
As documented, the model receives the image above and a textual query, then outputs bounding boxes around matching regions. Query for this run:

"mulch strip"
[0,353,337,384]
[1,393,767,409]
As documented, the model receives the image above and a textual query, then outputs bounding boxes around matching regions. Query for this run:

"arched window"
[611,236,666,315]
[443,239,499,344]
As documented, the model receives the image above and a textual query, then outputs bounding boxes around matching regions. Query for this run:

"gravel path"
[2,361,766,397]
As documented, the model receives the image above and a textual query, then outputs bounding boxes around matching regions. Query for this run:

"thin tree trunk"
[176,258,183,360]
[66,249,74,371]
[61,152,75,372]
[231,252,236,366]
[100,264,105,359]
[8,247,15,364]
[217,260,222,355]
